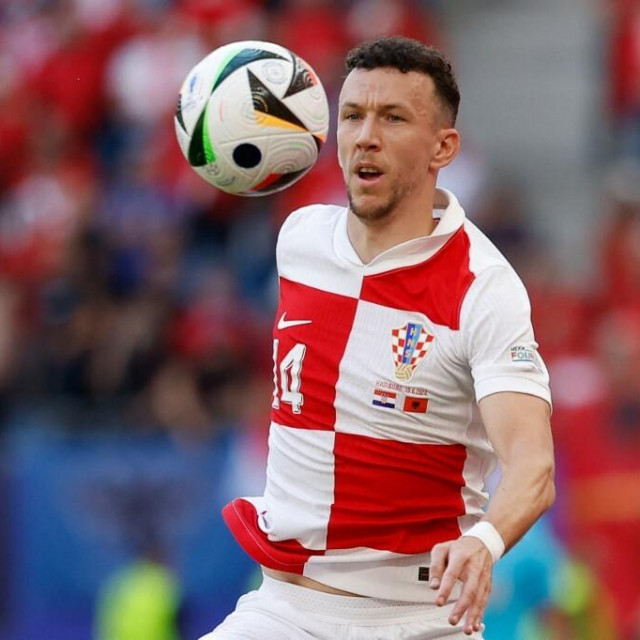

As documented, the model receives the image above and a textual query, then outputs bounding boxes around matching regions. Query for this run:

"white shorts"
[199,574,484,640]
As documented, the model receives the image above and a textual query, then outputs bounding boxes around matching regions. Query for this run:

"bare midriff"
[262,567,365,597]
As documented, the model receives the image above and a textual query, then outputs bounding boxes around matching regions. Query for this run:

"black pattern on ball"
[248,70,307,129]
[233,143,262,169]
[188,110,208,166]
[175,94,187,133]
[213,48,287,92]
[283,54,316,98]
[251,167,309,193]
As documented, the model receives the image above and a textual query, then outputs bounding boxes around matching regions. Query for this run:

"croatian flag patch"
[372,388,396,409]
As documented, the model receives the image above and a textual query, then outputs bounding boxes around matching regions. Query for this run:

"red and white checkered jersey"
[223,188,551,601]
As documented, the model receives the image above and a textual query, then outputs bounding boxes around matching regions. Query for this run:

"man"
[201,36,555,639]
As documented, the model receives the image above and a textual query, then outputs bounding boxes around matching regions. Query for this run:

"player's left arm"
[429,391,555,635]
[479,391,555,551]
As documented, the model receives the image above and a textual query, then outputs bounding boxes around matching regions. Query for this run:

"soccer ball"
[174,40,330,196]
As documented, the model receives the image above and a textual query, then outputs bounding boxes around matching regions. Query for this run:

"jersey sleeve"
[460,265,552,406]
[275,205,316,276]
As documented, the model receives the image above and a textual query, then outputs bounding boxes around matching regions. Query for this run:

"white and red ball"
[175,40,330,196]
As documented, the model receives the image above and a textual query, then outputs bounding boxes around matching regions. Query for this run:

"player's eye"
[388,114,404,122]
[343,112,361,121]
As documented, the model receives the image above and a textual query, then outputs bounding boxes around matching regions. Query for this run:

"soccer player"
[200,36,555,639]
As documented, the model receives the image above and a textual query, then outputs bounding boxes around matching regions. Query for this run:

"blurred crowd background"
[0,0,639,638]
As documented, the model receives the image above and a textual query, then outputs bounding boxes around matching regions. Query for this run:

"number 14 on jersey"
[272,340,307,414]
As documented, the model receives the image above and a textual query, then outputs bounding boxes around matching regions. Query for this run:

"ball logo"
[188,73,198,94]
[180,72,203,114]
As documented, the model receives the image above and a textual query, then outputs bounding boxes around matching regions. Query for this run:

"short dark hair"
[345,36,460,125]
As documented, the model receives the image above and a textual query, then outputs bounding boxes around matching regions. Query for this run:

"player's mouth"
[353,162,385,186]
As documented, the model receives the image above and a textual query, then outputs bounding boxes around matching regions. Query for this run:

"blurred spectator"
[484,518,566,640]
[0,462,8,632]
[437,142,489,219]
[95,552,182,640]
[547,556,618,640]
[271,0,348,83]
[0,85,33,192]
[93,479,184,640]
[472,177,536,271]
[0,152,89,284]
[346,0,443,49]
[600,159,640,307]
[0,282,20,403]
[105,9,205,128]
[29,0,129,139]
[607,0,640,157]
[551,305,640,638]
[179,0,271,45]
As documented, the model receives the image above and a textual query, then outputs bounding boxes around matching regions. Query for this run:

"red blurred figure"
[552,306,640,639]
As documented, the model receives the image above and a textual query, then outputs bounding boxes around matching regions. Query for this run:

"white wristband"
[462,521,505,564]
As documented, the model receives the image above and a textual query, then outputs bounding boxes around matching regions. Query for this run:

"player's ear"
[429,128,460,172]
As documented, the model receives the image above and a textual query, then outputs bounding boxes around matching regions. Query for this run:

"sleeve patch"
[510,345,537,364]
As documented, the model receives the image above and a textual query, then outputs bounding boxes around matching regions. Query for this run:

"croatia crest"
[391,322,434,381]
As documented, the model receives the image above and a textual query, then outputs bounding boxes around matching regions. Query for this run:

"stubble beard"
[348,190,397,223]
[347,178,414,224]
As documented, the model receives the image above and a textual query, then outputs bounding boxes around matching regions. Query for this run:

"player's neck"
[347,201,438,265]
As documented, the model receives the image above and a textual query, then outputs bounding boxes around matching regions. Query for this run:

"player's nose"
[355,115,381,151]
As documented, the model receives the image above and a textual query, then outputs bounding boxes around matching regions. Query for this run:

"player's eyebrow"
[340,101,409,111]
[340,101,362,110]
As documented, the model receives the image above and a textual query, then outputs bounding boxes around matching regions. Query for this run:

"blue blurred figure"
[484,517,563,639]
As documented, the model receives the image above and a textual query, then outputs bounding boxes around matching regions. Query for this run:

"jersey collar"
[333,188,467,274]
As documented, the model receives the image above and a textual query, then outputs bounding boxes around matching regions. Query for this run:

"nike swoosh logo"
[277,312,312,330]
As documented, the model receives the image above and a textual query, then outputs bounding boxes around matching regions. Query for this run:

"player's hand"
[428,536,493,636]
